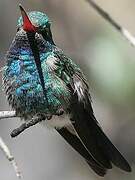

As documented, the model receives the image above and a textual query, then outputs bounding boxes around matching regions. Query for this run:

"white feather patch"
[74,81,85,101]
[41,114,72,129]
[46,55,58,70]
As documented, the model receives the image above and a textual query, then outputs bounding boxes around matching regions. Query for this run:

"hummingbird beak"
[26,33,47,98]
[19,5,47,99]
[19,4,36,32]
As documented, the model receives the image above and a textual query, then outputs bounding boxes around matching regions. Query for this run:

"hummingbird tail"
[70,94,131,173]
[57,128,107,176]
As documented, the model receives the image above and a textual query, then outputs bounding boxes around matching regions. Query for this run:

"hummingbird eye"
[38,23,55,45]
[37,26,50,36]
[37,25,45,33]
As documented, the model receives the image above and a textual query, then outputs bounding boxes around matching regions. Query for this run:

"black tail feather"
[96,124,132,172]
[70,95,131,172]
[57,128,107,176]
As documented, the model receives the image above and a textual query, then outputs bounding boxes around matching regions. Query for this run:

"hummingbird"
[2,5,131,176]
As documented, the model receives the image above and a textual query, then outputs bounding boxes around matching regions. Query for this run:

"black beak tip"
[19,4,24,12]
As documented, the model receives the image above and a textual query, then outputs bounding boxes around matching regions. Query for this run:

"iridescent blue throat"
[4,30,64,118]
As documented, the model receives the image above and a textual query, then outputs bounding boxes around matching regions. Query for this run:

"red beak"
[19,4,36,32]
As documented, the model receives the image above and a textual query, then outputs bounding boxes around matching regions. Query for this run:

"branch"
[11,117,44,138]
[0,111,45,137]
[0,111,45,177]
[0,111,16,120]
[86,0,135,47]
[0,111,22,178]
[0,137,22,178]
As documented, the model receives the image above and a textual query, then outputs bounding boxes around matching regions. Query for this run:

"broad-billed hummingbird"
[2,5,131,176]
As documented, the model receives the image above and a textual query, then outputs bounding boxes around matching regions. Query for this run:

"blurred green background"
[0,0,134,179]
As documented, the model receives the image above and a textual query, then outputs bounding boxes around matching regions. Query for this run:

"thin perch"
[0,111,16,120]
[0,137,22,178]
[0,111,44,137]
[11,117,44,138]
[86,0,135,47]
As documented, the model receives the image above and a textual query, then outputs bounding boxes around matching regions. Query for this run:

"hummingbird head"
[18,5,54,44]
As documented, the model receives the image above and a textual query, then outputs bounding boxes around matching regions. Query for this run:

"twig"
[0,111,16,120]
[0,111,21,178]
[0,111,44,178]
[0,111,45,178]
[86,0,135,47]
[0,137,22,178]
[11,117,44,138]
[0,111,44,137]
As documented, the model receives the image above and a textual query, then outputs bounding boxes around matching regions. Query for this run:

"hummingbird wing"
[69,90,131,171]
[52,51,131,173]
